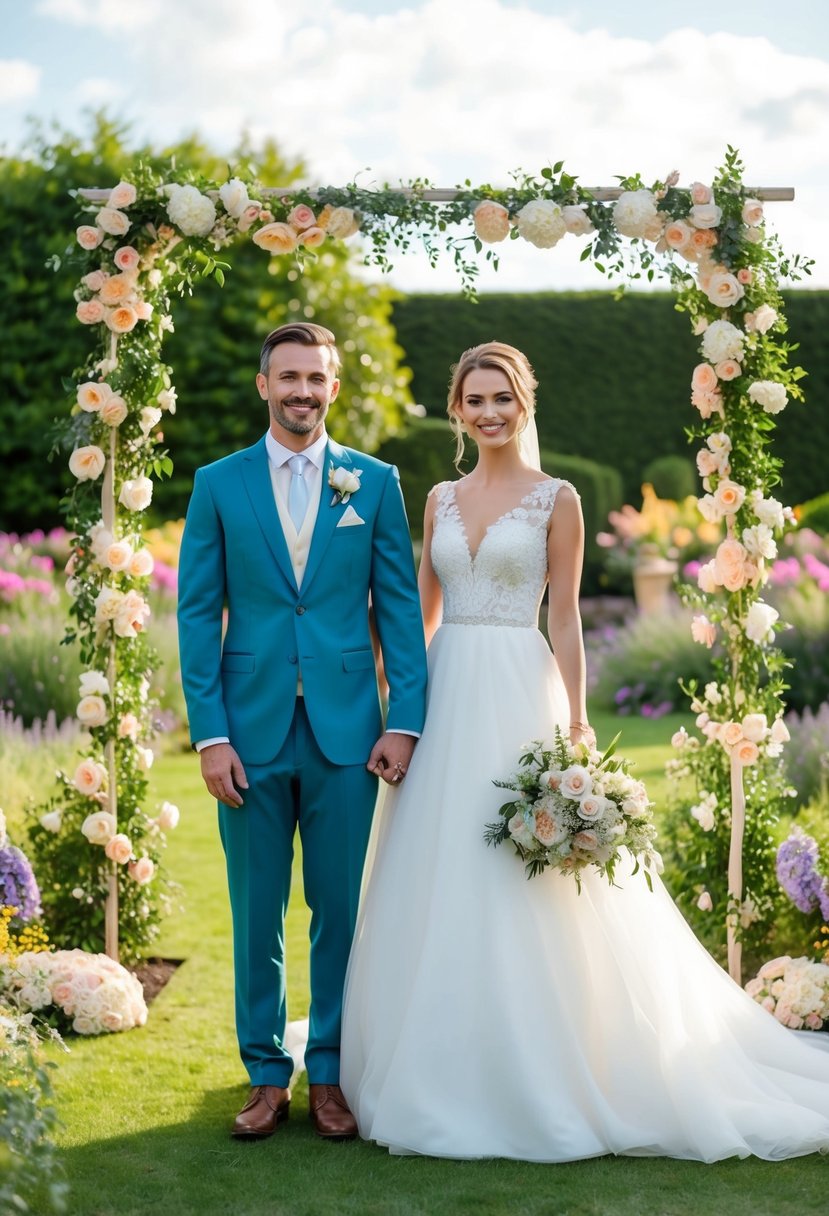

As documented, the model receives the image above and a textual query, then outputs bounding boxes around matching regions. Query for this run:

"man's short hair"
[259,323,342,376]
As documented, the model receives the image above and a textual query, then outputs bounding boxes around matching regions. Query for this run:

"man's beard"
[270,396,329,435]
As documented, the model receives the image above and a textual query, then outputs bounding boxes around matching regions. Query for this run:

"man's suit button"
[288,655,298,665]
[295,605,306,615]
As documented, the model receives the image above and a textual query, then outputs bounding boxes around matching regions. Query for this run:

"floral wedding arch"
[39,150,808,983]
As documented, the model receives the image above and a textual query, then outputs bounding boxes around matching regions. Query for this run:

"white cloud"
[0,60,41,105]
[36,0,162,32]
[74,77,126,106]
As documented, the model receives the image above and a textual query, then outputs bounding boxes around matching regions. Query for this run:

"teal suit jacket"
[177,436,428,767]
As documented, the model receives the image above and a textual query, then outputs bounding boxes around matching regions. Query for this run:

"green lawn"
[42,712,829,1216]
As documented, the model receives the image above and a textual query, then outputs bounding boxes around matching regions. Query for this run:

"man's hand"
[366,733,417,787]
[200,742,249,808]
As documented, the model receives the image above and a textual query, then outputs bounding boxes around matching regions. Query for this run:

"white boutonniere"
[329,465,362,505]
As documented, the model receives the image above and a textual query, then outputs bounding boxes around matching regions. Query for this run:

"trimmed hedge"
[391,290,829,507]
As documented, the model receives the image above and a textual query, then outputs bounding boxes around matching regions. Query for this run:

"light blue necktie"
[287,454,310,532]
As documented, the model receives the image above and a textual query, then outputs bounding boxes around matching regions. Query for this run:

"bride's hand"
[569,721,596,748]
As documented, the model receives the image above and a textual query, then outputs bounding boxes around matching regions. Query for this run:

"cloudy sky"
[3,0,829,291]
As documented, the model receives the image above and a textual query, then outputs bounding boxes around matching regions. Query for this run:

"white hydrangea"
[748,380,788,415]
[166,184,217,237]
[515,199,567,248]
[612,189,658,238]
[701,319,745,364]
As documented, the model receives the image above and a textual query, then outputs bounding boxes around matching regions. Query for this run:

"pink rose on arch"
[287,204,316,230]
[77,381,112,412]
[118,712,140,740]
[691,363,718,394]
[664,220,694,257]
[252,222,298,254]
[113,245,140,272]
[99,395,128,427]
[691,388,724,419]
[690,228,717,254]
[97,206,131,237]
[129,548,154,578]
[69,445,106,481]
[719,721,744,749]
[697,559,719,594]
[734,739,760,766]
[473,200,511,243]
[134,301,154,321]
[298,226,326,249]
[742,198,764,226]
[715,359,741,381]
[737,268,753,285]
[714,537,749,589]
[691,615,716,648]
[690,181,713,205]
[156,801,180,831]
[82,269,108,291]
[237,202,263,233]
[105,305,138,334]
[76,299,107,325]
[77,225,104,250]
[108,181,137,209]
[99,273,135,306]
[105,834,133,864]
[689,202,722,230]
[705,272,744,309]
[129,856,155,885]
[696,449,718,477]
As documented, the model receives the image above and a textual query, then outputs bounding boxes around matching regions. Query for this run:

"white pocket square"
[337,505,365,528]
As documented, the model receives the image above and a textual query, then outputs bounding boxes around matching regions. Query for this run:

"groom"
[177,322,428,1140]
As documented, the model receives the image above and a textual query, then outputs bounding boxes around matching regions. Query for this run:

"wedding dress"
[339,478,829,1162]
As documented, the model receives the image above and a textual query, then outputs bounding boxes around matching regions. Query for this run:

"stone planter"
[632,545,679,614]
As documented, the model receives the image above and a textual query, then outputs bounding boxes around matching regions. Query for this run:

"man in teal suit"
[177,322,427,1140]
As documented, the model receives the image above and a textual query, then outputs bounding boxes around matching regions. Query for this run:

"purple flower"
[0,844,42,921]
[776,827,829,917]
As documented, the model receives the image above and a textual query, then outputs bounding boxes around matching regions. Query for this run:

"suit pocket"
[221,652,255,673]
[342,648,375,672]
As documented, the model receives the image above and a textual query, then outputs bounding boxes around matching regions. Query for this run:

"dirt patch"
[132,957,184,1004]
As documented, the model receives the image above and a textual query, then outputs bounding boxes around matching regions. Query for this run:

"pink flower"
[697,560,719,594]
[77,225,104,250]
[77,381,112,412]
[108,182,137,209]
[691,363,718,394]
[473,200,511,243]
[129,856,155,885]
[99,273,136,306]
[737,268,753,285]
[156,801,180,831]
[742,198,764,226]
[76,299,107,325]
[105,834,133,864]
[696,449,718,477]
[97,206,131,237]
[697,890,713,911]
[734,739,760,766]
[714,537,749,590]
[298,226,326,249]
[252,222,298,254]
[82,270,107,291]
[559,766,593,800]
[69,445,106,481]
[81,809,116,844]
[100,395,128,427]
[287,204,316,230]
[74,759,108,796]
[573,830,599,852]
[134,300,153,321]
[719,720,744,749]
[118,712,140,740]
[691,614,716,648]
[690,181,713,205]
[105,305,138,334]
[691,388,724,419]
[715,359,741,381]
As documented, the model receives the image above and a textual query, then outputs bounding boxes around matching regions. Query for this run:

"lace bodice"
[430,479,573,628]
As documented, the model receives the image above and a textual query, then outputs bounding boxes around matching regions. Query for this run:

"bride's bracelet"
[570,721,596,742]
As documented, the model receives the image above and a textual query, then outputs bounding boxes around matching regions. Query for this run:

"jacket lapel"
[241,437,298,593]
[301,441,352,594]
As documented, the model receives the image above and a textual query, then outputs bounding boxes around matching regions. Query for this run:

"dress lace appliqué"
[430,479,573,628]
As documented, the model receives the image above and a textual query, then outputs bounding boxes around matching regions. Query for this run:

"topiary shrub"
[641,454,697,502]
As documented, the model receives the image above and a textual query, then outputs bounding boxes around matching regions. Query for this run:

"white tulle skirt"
[340,623,829,1162]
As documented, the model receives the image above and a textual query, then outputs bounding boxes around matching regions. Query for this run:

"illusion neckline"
[447,478,553,564]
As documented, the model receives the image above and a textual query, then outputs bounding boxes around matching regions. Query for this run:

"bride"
[339,340,829,1163]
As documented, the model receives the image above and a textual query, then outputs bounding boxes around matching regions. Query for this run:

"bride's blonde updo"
[447,341,538,469]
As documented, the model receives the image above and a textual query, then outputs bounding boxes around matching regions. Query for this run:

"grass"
[36,712,829,1215]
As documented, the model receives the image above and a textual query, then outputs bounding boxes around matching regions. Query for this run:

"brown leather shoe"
[232,1085,291,1139]
[308,1084,358,1140]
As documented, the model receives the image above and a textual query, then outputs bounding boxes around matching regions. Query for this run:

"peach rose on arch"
[252,222,298,254]
[473,200,511,243]
[105,834,133,864]
[76,299,107,325]
[108,182,137,209]
[106,305,139,334]
[77,225,104,250]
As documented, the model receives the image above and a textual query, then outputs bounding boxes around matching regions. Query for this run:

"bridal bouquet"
[484,728,660,888]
